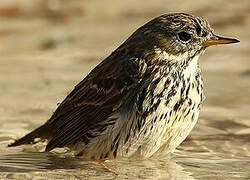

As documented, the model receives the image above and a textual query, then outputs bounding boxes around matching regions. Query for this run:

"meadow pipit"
[9,13,239,160]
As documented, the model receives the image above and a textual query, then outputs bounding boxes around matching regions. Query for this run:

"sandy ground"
[0,0,250,179]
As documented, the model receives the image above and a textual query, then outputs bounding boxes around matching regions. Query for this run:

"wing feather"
[45,54,147,151]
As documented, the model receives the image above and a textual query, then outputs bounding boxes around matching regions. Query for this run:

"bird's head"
[122,13,239,63]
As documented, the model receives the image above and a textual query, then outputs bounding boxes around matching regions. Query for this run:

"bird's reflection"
[0,151,84,172]
[0,150,195,179]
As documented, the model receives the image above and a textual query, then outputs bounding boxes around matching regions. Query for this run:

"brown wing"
[45,52,147,151]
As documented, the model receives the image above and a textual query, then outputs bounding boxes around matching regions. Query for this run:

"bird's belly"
[157,92,202,156]
[129,98,201,158]
[130,77,203,158]
[156,98,201,156]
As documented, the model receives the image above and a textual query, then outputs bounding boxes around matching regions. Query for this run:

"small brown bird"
[9,13,239,160]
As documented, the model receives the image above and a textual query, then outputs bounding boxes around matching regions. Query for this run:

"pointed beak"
[202,34,240,46]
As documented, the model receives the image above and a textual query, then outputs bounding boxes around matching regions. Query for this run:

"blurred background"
[0,0,249,179]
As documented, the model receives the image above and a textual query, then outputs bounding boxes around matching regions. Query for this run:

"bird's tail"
[8,123,50,147]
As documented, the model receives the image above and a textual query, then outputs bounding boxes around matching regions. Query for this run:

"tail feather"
[8,124,50,147]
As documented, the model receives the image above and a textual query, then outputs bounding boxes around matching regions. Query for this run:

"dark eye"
[177,32,192,43]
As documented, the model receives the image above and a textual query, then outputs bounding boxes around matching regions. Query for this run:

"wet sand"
[0,0,250,179]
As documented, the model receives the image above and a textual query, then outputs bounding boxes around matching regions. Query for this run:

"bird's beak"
[202,34,240,46]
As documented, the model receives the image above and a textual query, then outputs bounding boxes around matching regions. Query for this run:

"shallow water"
[0,0,250,179]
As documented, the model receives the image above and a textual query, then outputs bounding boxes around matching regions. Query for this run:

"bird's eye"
[177,32,192,43]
